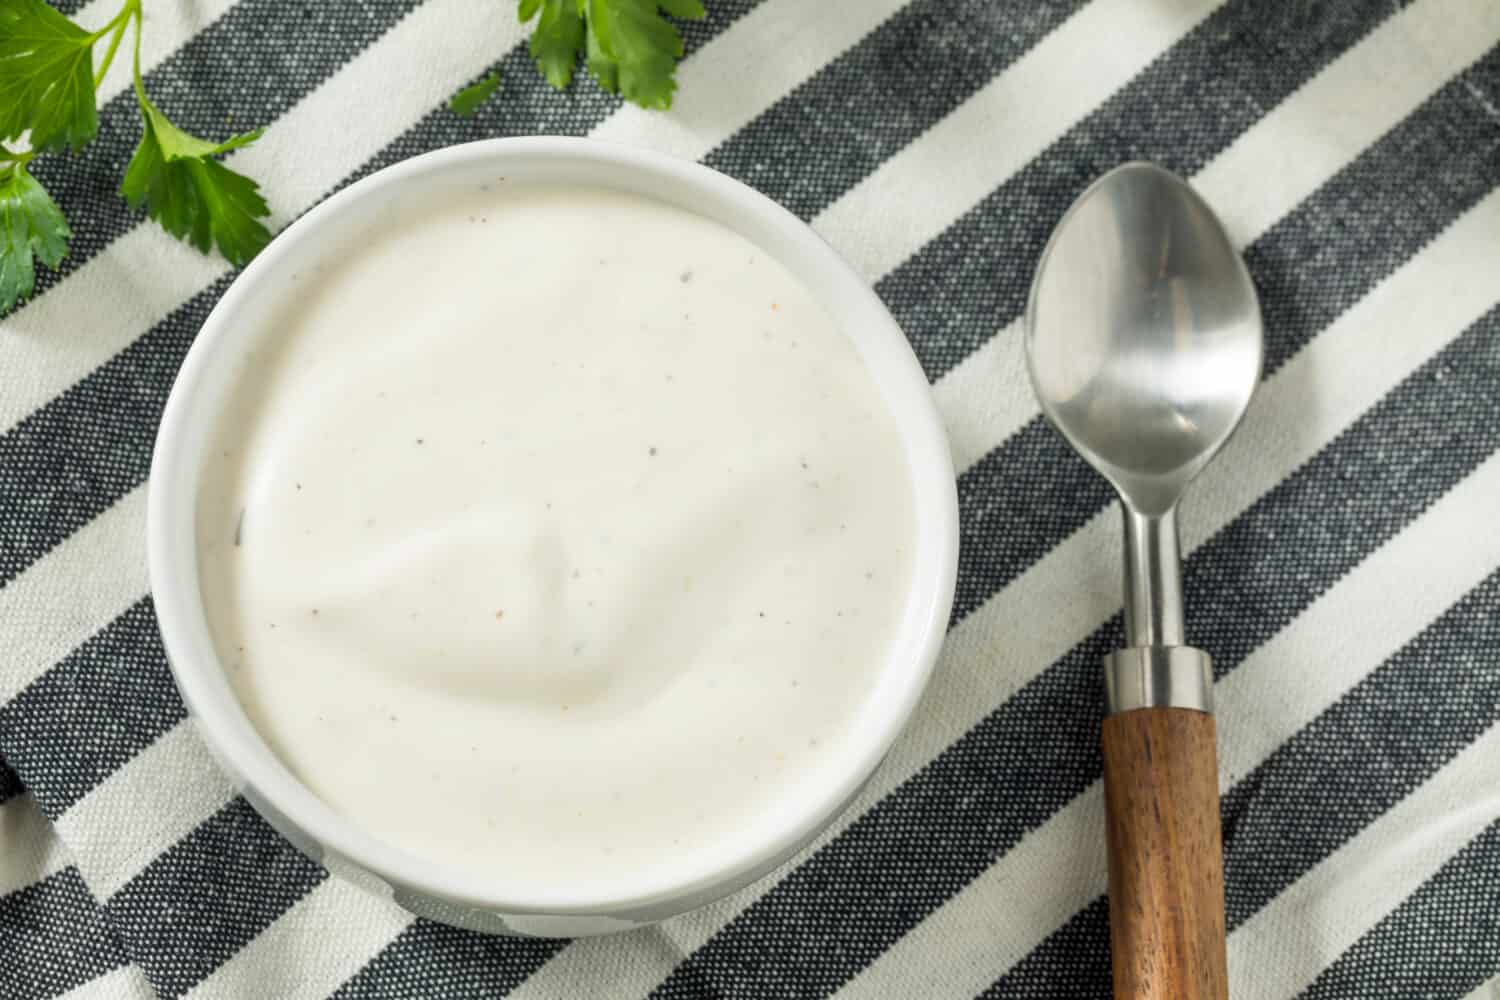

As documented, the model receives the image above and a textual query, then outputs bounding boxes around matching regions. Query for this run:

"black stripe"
[978,898,1111,1000]
[1221,572,1500,925]
[1299,820,1500,1000]
[105,797,326,1000]
[0,759,23,805]
[330,921,566,1000]
[952,46,1500,626]
[648,297,1500,998]
[702,0,1087,221]
[983,565,1500,998]
[0,597,184,820]
[26,0,429,299]
[0,867,129,1000]
[880,0,1416,382]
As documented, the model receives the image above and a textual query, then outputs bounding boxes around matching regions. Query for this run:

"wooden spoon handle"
[1101,706,1228,1000]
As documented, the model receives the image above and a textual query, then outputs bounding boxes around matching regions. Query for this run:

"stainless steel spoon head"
[1025,162,1263,517]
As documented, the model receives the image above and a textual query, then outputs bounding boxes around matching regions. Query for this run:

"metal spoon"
[1025,162,1262,1000]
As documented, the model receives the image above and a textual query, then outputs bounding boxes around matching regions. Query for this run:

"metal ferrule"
[1104,645,1214,715]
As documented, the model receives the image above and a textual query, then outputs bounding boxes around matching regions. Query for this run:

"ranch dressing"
[197,184,916,896]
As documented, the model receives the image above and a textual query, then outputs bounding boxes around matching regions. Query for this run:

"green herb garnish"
[518,0,704,110]
[0,0,272,314]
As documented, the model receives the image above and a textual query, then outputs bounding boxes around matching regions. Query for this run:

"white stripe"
[835,443,1500,1000]
[812,0,1223,284]
[0,487,147,703]
[591,0,910,157]
[937,0,1500,473]
[1230,725,1500,999]
[1465,974,1500,1000]
[186,877,413,1000]
[0,0,526,434]
[499,1,1500,993]
[0,794,72,897]
[55,964,157,1000]
[54,719,235,901]
[77,0,241,104]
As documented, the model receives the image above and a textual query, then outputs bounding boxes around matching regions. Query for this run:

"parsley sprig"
[524,0,704,109]
[450,1,704,118]
[0,0,271,315]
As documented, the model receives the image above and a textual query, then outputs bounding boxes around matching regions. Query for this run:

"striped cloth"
[2,0,1499,996]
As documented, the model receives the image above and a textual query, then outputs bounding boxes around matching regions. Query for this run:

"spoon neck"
[1121,504,1185,648]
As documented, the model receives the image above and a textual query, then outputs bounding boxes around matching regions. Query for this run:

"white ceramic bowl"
[149,137,958,937]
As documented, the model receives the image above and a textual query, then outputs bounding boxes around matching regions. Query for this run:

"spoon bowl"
[1026,162,1262,517]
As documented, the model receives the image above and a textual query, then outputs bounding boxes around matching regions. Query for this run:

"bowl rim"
[148,136,959,917]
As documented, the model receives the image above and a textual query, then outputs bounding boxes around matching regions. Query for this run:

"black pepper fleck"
[680,270,693,283]
[649,446,658,456]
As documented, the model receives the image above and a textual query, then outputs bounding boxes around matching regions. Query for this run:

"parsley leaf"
[0,0,100,152]
[520,0,584,90]
[583,0,703,110]
[449,70,502,117]
[0,158,70,312]
[518,0,701,108]
[120,91,271,267]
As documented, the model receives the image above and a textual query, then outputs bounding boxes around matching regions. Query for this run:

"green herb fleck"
[448,70,503,117]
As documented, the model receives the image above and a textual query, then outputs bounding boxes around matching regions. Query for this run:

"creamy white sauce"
[197,184,916,895]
